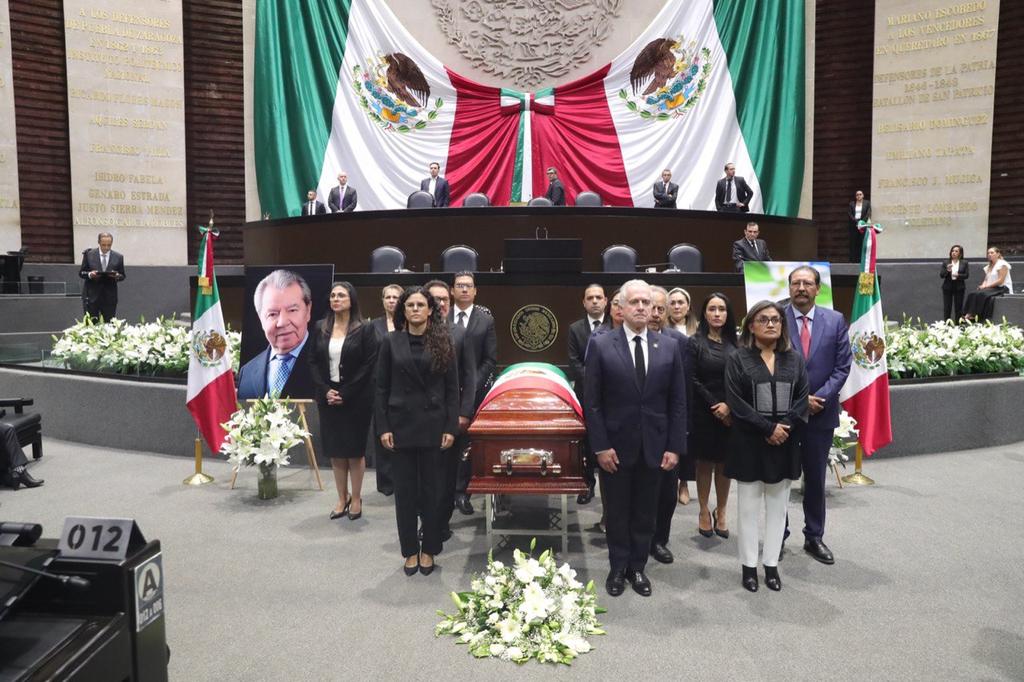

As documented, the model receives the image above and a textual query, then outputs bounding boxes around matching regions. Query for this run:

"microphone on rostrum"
[0,559,92,591]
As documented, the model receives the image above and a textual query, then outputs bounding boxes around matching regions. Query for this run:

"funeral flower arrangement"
[436,541,605,665]
[829,410,859,468]
[219,397,308,472]
[886,319,1024,379]
[51,317,241,376]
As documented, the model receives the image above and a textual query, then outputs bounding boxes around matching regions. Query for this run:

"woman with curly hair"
[375,287,458,576]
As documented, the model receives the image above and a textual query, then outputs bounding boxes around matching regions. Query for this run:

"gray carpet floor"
[3,439,1023,681]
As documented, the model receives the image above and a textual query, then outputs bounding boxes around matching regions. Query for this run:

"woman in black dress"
[939,245,969,322]
[725,300,809,593]
[689,293,738,540]
[309,282,379,521]
[376,287,459,576]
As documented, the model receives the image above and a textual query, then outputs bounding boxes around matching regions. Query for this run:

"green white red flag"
[839,222,892,455]
[478,363,582,419]
[186,225,237,453]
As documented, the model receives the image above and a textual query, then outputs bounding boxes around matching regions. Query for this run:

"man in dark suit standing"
[784,265,852,564]
[328,171,357,213]
[237,269,315,400]
[567,284,609,504]
[79,232,126,321]
[448,271,497,514]
[586,279,686,597]
[715,162,754,212]
[731,222,772,273]
[426,279,477,541]
[652,169,678,208]
[544,167,566,206]
[420,162,451,207]
[301,189,326,216]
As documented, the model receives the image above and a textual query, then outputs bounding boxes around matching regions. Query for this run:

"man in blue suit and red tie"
[585,280,687,597]
[784,265,852,564]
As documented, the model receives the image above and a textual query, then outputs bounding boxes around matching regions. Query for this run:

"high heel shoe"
[403,557,419,576]
[712,508,730,539]
[419,553,435,576]
[764,566,782,591]
[742,565,759,593]
[698,510,714,538]
[347,499,362,521]
[329,499,351,520]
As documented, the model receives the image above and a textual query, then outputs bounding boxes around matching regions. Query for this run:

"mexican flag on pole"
[839,223,893,455]
[255,0,803,215]
[186,226,237,454]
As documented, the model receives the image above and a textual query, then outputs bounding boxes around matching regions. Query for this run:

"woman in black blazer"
[848,190,871,261]
[940,244,970,321]
[309,282,379,521]
[375,287,459,576]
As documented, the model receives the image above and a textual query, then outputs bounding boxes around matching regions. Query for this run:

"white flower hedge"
[887,319,1024,379]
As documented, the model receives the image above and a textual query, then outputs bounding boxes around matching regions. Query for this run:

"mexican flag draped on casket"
[477,363,583,420]
[255,0,803,214]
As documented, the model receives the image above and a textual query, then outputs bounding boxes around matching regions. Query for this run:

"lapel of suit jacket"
[612,327,641,395]
[807,309,826,363]
[393,332,426,388]
[645,331,666,398]
[255,346,272,396]
[785,306,806,362]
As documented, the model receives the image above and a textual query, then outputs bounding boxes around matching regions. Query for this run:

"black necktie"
[633,336,646,388]
[592,319,600,331]
[750,240,757,255]
[308,201,314,215]
[727,177,733,202]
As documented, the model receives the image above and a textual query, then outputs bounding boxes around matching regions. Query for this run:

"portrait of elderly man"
[237,269,316,400]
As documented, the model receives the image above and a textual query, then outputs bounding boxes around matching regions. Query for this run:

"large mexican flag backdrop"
[255,0,803,216]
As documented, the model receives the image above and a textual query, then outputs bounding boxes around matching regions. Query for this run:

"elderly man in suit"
[586,279,687,597]
[567,284,609,504]
[79,232,126,321]
[652,169,678,208]
[731,222,772,273]
[237,269,315,400]
[420,162,451,207]
[544,167,566,206]
[784,265,852,564]
[715,162,754,212]
[328,171,358,213]
[449,271,497,514]
[301,189,326,216]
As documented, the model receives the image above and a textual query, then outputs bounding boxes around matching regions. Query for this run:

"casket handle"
[493,448,560,476]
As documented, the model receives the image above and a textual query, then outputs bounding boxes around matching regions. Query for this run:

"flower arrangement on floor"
[436,540,605,665]
[51,316,241,377]
[886,318,1024,379]
[829,409,859,470]
[219,397,309,499]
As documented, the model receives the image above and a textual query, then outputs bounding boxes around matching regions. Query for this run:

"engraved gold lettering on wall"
[0,1,22,248]
[64,1,187,264]
[871,1,999,257]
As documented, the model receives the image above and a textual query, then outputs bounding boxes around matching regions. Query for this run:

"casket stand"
[465,384,587,553]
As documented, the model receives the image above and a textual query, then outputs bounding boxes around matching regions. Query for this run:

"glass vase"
[257,463,278,500]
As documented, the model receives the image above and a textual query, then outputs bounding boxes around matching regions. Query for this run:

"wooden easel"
[229,399,324,491]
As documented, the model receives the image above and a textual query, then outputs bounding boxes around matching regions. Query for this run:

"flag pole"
[184,432,215,485]
[841,443,874,486]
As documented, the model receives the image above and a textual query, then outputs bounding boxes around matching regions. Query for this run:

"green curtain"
[254,1,352,219]
[713,0,805,217]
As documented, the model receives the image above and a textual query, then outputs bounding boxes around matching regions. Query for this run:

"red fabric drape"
[445,69,522,207]
[531,65,633,207]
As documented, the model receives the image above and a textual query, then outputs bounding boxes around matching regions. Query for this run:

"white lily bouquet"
[219,397,309,499]
[829,410,860,468]
[436,540,606,665]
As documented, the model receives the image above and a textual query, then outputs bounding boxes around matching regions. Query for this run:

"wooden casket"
[465,364,587,495]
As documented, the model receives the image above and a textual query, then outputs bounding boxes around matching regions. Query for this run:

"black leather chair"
[527,197,553,207]
[462,193,490,207]
[575,191,601,207]
[370,246,406,273]
[667,243,704,272]
[0,398,42,460]
[441,245,479,272]
[407,190,435,209]
[601,245,638,273]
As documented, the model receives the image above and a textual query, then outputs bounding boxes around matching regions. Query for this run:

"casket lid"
[469,364,585,435]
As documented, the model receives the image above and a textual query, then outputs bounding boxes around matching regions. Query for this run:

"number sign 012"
[58,516,140,561]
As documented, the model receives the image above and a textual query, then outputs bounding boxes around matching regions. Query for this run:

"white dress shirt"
[624,326,649,370]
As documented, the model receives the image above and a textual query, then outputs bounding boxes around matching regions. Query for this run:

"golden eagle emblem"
[851,330,886,370]
[191,329,228,367]
[352,53,444,133]
[619,36,712,122]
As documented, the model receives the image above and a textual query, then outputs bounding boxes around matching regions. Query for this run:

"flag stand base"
[840,444,874,486]
[184,437,215,486]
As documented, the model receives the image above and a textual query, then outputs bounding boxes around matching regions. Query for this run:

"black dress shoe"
[742,565,759,592]
[803,538,835,565]
[576,485,595,505]
[605,568,626,597]
[626,570,652,596]
[650,543,674,564]
[712,509,730,539]
[764,566,782,591]
[329,500,351,520]
[419,555,436,576]
[455,494,475,515]
[5,468,43,490]
[347,501,362,521]
[403,558,419,576]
